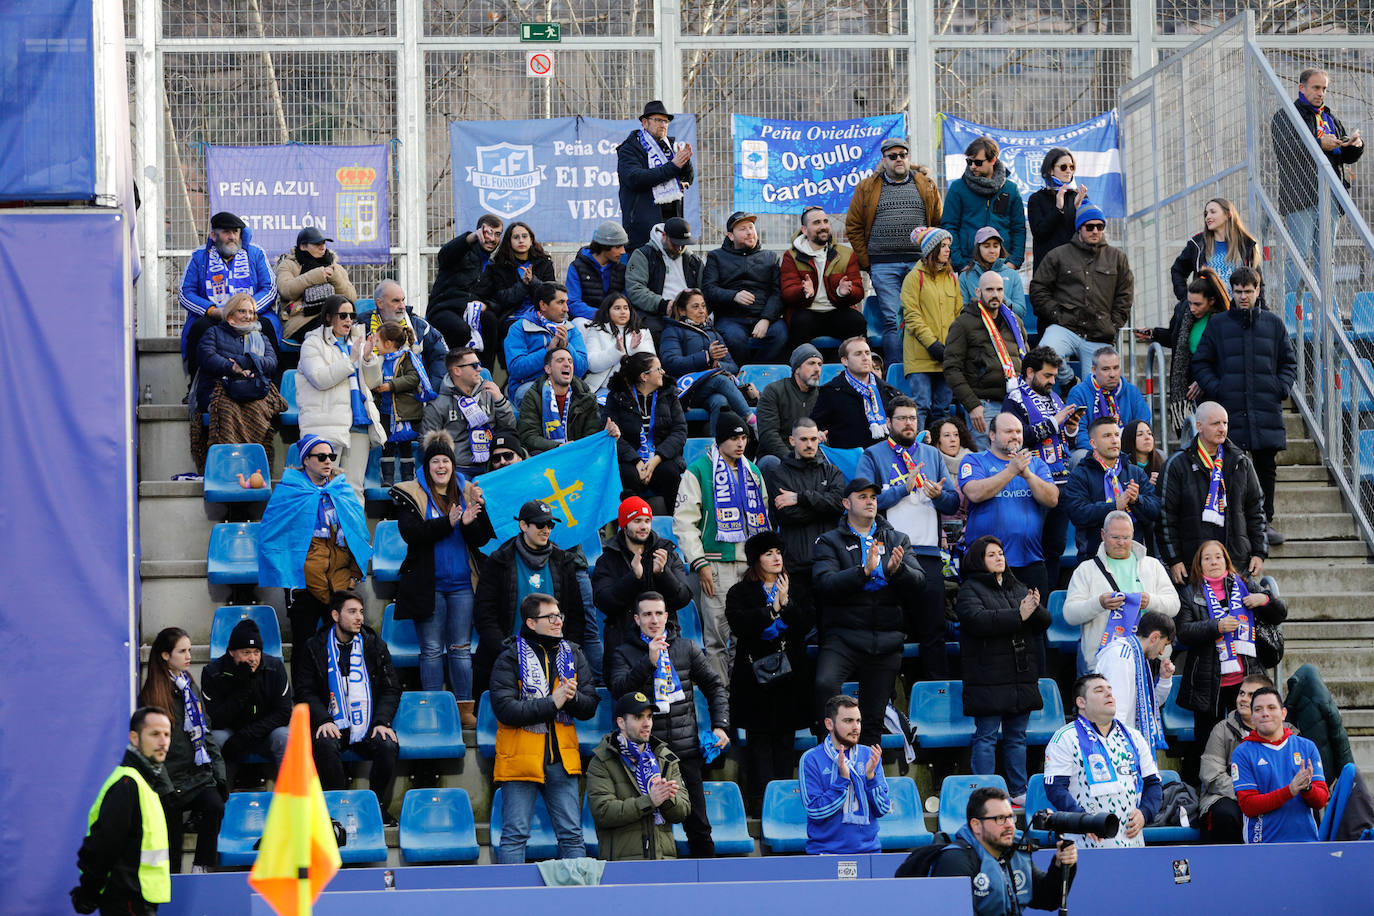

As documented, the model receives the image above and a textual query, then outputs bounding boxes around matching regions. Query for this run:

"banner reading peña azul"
[731,113,907,214]
[448,115,700,243]
[205,143,391,263]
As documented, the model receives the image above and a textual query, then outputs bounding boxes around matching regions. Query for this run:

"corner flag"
[248,703,341,915]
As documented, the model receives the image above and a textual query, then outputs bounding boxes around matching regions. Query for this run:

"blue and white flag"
[939,111,1124,218]
[732,113,907,214]
[475,431,621,549]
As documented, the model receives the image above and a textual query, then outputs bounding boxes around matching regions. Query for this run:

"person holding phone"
[1231,686,1329,843]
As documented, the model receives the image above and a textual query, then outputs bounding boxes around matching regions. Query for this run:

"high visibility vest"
[87,765,172,904]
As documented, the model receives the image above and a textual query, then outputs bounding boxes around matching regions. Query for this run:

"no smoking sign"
[526,51,554,79]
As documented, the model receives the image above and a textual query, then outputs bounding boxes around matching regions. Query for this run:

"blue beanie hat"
[1075,203,1106,232]
[296,434,332,466]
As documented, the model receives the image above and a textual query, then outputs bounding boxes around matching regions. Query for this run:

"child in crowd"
[373,321,423,485]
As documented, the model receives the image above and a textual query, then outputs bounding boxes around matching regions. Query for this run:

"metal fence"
[128,0,1374,338]
[1121,11,1374,553]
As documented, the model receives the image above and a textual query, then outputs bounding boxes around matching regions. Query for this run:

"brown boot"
[458,700,477,730]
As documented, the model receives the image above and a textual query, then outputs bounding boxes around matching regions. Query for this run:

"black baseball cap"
[616,692,657,717]
[843,477,881,498]
[516,500,558,526]
[297,226,333,246]
[664,217,693,245]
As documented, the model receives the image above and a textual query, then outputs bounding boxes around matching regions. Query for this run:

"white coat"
[1063,540,1180,669]
[297,324,385,446]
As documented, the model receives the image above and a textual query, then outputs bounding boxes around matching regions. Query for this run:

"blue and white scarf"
[1073,715,1142,797]
[823,739,873,825]
[1204,575,1255,675]
[711,447,768,543]
[617,731,665,824]
[516,633,577,733]
[173,672,212,766]
[1098,590,1143,651]
[637,391,658,463]
[844,370,888,440]
[676,368,726,403]
[643,632,686,713]
[327,633,372,743]
[1111,634,1167,751]
[1198,442,1226,526]
[850,521,887,591]
[638,128,684,206]
[204,245,254,305]
[1016,381,1067,474]
[540,381,571,444]
[330,333,370,427]
[453,394,492,463]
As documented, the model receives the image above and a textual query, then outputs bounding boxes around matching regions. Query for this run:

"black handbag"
[223,353,271,401]
[1255,619,1285,668]
[751,643,792,685]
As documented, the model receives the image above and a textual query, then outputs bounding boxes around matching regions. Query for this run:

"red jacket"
[779,235,863,318]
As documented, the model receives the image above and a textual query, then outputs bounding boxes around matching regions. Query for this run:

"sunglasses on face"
[528,521,555,530]
[967,157,988,167]
[456,361,482,370]
[309,452,337,462]
[885,152,908,160]
[334,312,356,320]
[1082,223,1106,232]
[1057,163,1075,170]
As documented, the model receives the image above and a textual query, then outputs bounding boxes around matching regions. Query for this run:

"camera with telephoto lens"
[1030,809,1119,839]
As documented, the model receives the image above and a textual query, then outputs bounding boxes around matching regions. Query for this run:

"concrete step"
[1284,411,1307,439]
[1276,439,1319,465]
[139,405,198,481]
[1283,621,1374,642]
[1274,485,1346,515]
[138,495,221,563]
[1268,539,1369,559]
[1342,709,1374,733]
[1280,646,1374,681]
[1351,736,1374,780]
[1275,464,1329,482]
[137,337,187,405]
[1273,513,1359,541]
[1327,679,1374,709]
[1281,593,1374,621]
[1261,563,1374,594]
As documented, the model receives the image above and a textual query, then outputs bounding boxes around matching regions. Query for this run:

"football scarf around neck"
[849,520,887,590]
[711,446,768,543]
[643,632,686,713]
[172,672,212,766]
[844,369,888,439]
[824,738,873,825]
[617,731,666,824]
[1016,381,1066,470]
[1101,457,1124,504]
[516,632,577,733]
[1093,377,1121,424]
[327,632,372,743]
[1073,714,1142,797]
[454,392,492,463]
[330,333,370,427]
[1121,634,1167,750]
[204,245,254,305]
[1197,442,1226,526]
[1094,565,1143,650]
[639,128,685,205]
[1204,575,1255,674]
[978,304,1028,383]
[637,391,659,463]
[541,380,571,444]
[885,437,929,492]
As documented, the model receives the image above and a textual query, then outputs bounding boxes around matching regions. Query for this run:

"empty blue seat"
[685,405,710,424]
[399,788,480,863]
[207,522,260,585]
[394,691,465,760]
[1161,677,1195,743]
[738,364,790,390]
[218,791,272,866]
[279,370,298,427]
[1045,590,1078,654]
[841,681,903,749]
[203,443,273,503]
[324,790,388,864]
[908,680,976,749]
[371,520,404,582]
[673,781,754,856]
[489,787,558,860]
[683,437,711,466]
[209,606,283,658]
[1319,762,1359,841]
[362,447,393,502]
[1351,292,1374,345]
[885,362,910,395]
[819,363,845,384]
[651,514,679,547]
[1341,358,1374,412]
[812,335,843,350]
[476,691,497,758]
[878,776,933,849]
[380,603,419,667]
[1026,678,1068,745]
[863,297,885,350]
[581,794,599,857]
[938,774,1008,835]
[1060,520,1080,573]
[1141,770,1201,843]
[760,779,807,853]
[819,444,862,481]
[677,600,703,644]
[576,688,613,757]
[1024,774,1054,843]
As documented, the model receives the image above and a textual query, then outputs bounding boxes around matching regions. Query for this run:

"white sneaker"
[1010,794,1026,809]
[463,301,486,352]
[190,865,208,874]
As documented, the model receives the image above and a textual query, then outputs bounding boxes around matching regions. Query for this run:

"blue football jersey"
[1231,733,1324,844]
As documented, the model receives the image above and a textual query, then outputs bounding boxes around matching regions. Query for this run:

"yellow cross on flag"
[248,703,341,915]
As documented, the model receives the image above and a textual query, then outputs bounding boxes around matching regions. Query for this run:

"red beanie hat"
[618,496,653,528]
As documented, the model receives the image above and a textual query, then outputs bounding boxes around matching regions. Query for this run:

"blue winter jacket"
[942,175,1027,271]
[503,315,590,395]
[1064,378,1152,450]
[193,320,279,414]
[957,259,1027,321]
[178,226,279,357]
[659,318,737,378]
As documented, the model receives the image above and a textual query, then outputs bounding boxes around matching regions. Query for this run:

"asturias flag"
[248,704,341,916]
[476,430,622,549]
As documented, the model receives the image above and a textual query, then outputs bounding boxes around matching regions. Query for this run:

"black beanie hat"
[715,411,748,445]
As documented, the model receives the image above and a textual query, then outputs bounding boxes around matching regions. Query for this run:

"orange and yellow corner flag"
[248,703,341,916]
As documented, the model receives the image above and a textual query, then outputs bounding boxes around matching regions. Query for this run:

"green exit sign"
[521,22,561,42]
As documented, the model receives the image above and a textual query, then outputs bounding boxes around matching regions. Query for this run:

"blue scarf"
[203,244,255,305]
[637,391,658,463]
[452,392,493,463]
[823,738,873,825]
[617,731,665,824]
[540,381,571,444]
[326,631,372,743]
[844,370,888,440]
[850,520,887,591]
[1073,714,1142,797]
[1204,575,1255,675]
[711,448,768,543]
[379,352,399,415]
[257,469,372,589]
[173,673,211,766]
[675,368,725,402]
[638,128,684,205]
[760,581,789,641]
[516,633,577,732]
[330,333,370,427]
[953,824,1033,916]
[1198,442,1226,526]
[1101,457,1123,504]
[1112,634,1168,751]
[1099,590,1143,651]
[1015,380,1067,473]
[643,631,686,713]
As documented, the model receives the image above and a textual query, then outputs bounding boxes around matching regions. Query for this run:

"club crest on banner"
[466,142,546,220]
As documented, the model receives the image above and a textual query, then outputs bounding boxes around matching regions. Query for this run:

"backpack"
[893,832,977,877]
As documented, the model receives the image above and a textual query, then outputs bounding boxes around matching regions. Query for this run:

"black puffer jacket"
[603,384,688,480]
[430,232,493,320]
[812,515,924,650]
[569,249,626,316]
[761,453,846,571]
[295,625,401,732]
[1176,577,1286,718]
[1190,307,1297,452]
[390,478,495,621]
[1159,434,1268,570]
[701,237,783,321]
[474,257,557,321]
[1285,663,1356,780]
[201,652,292,757]
[608,624,729,758]
[955,572,1050,717]
[810,372,902,450]
[591,529,694,655]
[1169,231,1259,302]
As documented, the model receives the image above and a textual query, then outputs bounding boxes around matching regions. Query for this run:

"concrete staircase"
[1267,408,1374,784]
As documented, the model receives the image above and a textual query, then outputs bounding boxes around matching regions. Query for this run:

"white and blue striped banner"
[940,111,1124,218]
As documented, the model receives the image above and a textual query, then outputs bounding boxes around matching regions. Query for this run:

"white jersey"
[1043,719,1158,848]
[1094,638,1172,738]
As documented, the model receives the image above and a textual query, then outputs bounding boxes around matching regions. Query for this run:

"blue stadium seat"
[207,522,260,585]
[908,680,976,749]
[1359,430,1374,484]
[381,603,419,667]
[812,336,843,351]
[1340,358,1374,412]
[841,681,903,749]
[370,520,404,582]
[683,437,711,466]
[576,688,613,757]
[738,364,789,390]
[878,776,933,849]
[476,691,497,758]
[203,444,273,503]
[1024,774,1054,843]
[676,600,703,645]
[218,791,272,866]
[1142,770,1201,843]
[394,691,465,760]
[938,774,1008,835]
[399,788,480,863]
[489,787,558,860]
[819,444,862,481]
[209,606,283,658]
[581,794,599,857]
[1319,762,1358,841]
[1351,292,1374,346]
[1161,677,1195,743]
[1061,520,1080,573]
[1026,678,1068,745]
[651,514,679,547]
[325,789,388,864]
[673,781,754,856]
[279,370,298,427]
[1021,306,1038,338]
[760,779,807,853]
[885,362,910,395]
[819,363,845,384]
[1045,590,1078,654]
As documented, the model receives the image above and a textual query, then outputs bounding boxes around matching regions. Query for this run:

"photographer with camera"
[930,786,1077,916]
[1044,673,1162,848]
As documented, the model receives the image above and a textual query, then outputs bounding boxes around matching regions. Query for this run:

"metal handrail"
[1144,342,1170,456]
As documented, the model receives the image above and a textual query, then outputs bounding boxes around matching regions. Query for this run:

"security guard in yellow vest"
[72,707,176,915]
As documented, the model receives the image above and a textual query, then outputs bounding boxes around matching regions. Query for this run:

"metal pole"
[398,0,428,313]
[134,0,164,335]
[910,0,934,167]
